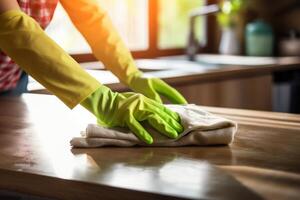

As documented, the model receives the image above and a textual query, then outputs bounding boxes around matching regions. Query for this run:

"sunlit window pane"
[45,0,148,54]
[158,0,205,49]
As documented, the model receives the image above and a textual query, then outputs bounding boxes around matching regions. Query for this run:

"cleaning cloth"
[70,104,238,147]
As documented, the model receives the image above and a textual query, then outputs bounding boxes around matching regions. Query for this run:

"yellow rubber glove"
[60,0,139,84]
[0,10,101,108]
[60,0,187,104]
[81,85,184,144]
[0,9,185,144]
[128,76,188,104]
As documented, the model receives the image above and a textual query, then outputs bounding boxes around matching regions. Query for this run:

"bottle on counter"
[245,20,274,56]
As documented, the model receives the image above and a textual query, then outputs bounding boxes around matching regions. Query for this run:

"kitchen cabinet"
[175,74,272,110]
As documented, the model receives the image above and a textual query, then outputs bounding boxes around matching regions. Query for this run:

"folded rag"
[70,104,238,147]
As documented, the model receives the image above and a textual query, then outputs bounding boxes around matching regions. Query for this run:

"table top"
[0,94,299,200]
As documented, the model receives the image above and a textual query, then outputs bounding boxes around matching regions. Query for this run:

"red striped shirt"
[0,0,58,91]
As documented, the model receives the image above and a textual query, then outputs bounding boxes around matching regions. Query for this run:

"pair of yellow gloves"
[0,0,187,144]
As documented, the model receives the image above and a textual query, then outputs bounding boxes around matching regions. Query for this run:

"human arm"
[0,0,100,108]
[0,0,183,143]
[59,0,187,104]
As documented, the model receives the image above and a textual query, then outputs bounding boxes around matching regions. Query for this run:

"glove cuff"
[125,70,143,87]
[80,85,117,126]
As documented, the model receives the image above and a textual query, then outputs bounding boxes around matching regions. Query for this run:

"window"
[45,0,207,60]
[158,0,205,49]
[46,0,148,54]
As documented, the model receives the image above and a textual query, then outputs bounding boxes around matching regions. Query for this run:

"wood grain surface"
[0,94,299,199]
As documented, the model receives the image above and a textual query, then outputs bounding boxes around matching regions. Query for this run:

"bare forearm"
[0,0,19,13]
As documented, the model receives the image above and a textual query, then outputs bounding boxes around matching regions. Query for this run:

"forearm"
[58,0,187,105]
[0,10,101,108]
[60,0,142,84]
[0,0,19,13]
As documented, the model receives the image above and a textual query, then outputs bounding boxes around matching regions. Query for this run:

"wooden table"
[0,94,299,199]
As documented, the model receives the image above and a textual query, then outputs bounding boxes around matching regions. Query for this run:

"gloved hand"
[127,75,188,104]
[80,85,184,144]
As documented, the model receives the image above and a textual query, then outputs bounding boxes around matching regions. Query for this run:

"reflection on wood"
[0,94,299,199]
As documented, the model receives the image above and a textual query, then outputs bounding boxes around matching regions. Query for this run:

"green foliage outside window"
[217,0,247,28]
[159,0,205,49]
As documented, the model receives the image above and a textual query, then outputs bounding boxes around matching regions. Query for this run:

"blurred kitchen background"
[36,0,300,113]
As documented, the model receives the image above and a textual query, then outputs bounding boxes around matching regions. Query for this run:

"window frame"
[71,0,218,62]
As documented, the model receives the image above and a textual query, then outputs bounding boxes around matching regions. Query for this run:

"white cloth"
[70,104,238,147]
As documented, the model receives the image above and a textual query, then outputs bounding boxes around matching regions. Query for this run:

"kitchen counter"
[0,94,299,199]
[27,55,300,111]
[28,55,300,92]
